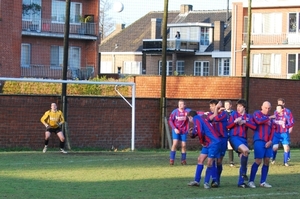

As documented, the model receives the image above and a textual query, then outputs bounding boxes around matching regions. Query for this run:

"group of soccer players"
[168,98,294,189]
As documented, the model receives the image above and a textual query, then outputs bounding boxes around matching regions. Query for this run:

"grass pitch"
[0,149,299,199]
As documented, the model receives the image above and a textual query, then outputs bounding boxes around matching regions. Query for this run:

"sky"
[110,0,234,26]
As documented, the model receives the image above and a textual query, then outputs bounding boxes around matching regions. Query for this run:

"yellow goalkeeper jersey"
[40,110,65,128]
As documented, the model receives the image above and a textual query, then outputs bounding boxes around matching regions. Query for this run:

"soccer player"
[168,99,191,165]
[187,110,220,189]
[248,101,274,188]
[276,98,294,161]
[227,99,256,188]
[207,100,228,187]
[40,103,67,153]
[224,100,235,167]
[271,104,292,166]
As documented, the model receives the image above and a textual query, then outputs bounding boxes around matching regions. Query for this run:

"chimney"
[151,18,162,39]
[115,23,125,32]
[180,4,193,14]
[213,21,225,51]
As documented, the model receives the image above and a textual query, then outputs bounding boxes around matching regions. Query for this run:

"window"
[176,61,185,75]
[100,62,113,73]
[50,46,80,68]
[21,43,31,67]
[288,13,300,33]
[124,61,142,74]
[22,0,41,21]
[200,27,209,45]
[252,54,281,74]
[242,56,247,75]
[252,13,282,34]
[218,58,230,76]
[159,61,173,75]
[51,0,82,23]
[287,54,298,74]
[194,61,209,76]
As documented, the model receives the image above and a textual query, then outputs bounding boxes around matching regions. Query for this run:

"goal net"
[0,77,136,151]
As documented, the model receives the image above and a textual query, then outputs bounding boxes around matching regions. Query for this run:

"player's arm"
[40,111,50,128]
[58,111,65,125]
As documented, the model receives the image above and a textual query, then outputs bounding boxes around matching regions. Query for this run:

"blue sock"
[170,151,176,160]
[181,153,186,161]
[249,162,259,182]
[260,164,269,184]
[284,152,288,164]
[217,164,223,183]
[238,167,247,185]
[272,151,277,160]
[204,166,212,184]
[195,164,204,182]
[240,155,248,173]
[288,150,290,159]
[211,161,217,181]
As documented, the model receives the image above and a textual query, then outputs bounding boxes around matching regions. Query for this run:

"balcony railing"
[22,19,98,36]
[143,39,199,52]
[242,33,300,46]
[21,65,95,80]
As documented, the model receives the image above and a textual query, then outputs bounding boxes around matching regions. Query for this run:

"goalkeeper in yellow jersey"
[40,103,67,153]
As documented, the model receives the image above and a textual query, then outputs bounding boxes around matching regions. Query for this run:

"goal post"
[0,77,136,151]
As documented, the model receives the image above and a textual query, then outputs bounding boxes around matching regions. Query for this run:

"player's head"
[236,99,247,114]
[277,98,285,107]
[209,99,219,112]
[187,110,197,122]
[224,100,232,111]
[276,104,284,113]
[51,103,57,111]
[178,99,185,110]
[261,101,271,115]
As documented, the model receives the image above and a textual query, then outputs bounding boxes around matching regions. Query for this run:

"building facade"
[0,0,100,79]
[99,4,232,77]
[231,0,300,79]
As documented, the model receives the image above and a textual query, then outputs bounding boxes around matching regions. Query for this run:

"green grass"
[0,149,299,199]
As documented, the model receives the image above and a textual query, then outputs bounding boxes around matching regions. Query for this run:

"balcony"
[22,19,98,39]
[21,65,95,80]
[143,39,199,52]
[242,33,300,47]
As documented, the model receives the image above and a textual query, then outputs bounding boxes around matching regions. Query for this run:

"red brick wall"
[0,77,299,150]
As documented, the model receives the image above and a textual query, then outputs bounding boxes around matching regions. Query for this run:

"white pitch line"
[184,192,299,199]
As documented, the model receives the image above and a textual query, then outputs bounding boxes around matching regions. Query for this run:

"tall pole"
[245,0,252,112]
[62,0,71,149]
[160,0,168,148]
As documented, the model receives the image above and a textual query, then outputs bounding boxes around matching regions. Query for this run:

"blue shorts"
[229,136,248,152]
[272,132,290,145]
[219,137,228,157]
[253,140,272,159]
[201,143,220,159]
[172,130,187,142]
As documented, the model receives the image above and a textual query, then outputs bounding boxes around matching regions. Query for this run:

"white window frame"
[100,61,113,73]
[124,61,142,74]
[50,46,80,69]
[21,43,31,67]
[176,61,185,75]
[159,61,173,76]
[252,53,281,75]
[252,13,282,34]
[218,58,230,76]
[22,0,42,21]
[194,61,209,76]
[51,0,82,24]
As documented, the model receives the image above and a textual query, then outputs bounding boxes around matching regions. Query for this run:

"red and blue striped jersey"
[227,111,256,139]
[274,108,294,129]
[168,108,191,134]
[191,115,220,147]
[207,110,228,138]
[273,113,288,133]
[252,110,274,142]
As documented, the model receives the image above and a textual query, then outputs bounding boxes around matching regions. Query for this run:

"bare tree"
[100,0,114,40]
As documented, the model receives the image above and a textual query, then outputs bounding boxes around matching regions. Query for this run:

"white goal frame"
[0,77,136,151]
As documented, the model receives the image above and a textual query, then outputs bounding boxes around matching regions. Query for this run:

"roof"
[99,9,232,52]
